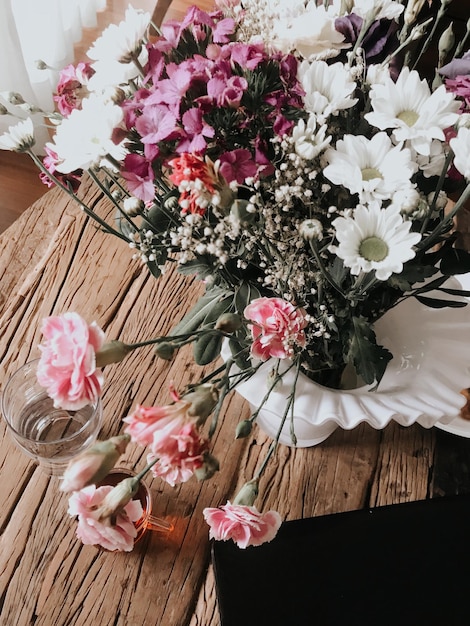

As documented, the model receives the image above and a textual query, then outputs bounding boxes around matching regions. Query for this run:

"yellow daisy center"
[361,167,382,181]
[359,236,389,262]
[397,110,419,127]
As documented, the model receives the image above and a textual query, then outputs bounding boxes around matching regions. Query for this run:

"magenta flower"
[37,312,105,410]
[244,297,308,360]
[40,145,83,191]
[444,76,470,112]
[178,108,215,154]
[68,484,143,552]
[218,149,258,184]
[207,74,247,108]
[135,103,180,145]
[203,502,282,548]
[121,153,155,202]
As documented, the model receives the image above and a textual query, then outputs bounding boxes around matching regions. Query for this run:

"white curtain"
[0,0,106,148]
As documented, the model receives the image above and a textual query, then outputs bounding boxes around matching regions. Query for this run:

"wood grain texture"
[1,174,458,626]
[1,1,470,623]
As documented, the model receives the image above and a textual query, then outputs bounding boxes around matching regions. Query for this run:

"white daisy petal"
[87,5,150,64]
[49,95,124,173]
[323,132,416,203]
[0,117,35,152]
[331,202,422,281]
[299,60,357,120]
[450,127,470,180]
[365,67,460,156]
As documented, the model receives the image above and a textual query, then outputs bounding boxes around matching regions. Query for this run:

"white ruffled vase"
[228,275,470,447]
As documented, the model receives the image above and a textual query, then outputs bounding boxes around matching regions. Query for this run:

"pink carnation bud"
[60,434,130,492]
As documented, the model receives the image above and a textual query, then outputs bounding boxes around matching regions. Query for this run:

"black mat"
[212,494,470,626]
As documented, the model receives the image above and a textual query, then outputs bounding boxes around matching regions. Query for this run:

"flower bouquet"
[1,0,470,549]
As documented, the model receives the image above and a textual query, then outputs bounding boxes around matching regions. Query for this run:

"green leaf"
[234,281,262,314]
[392,263,438,285]
[440,248,470,275]
[229,336,251,370]
[414,295,468,308]
[193,333,223,365]
[201,295,234,326]
[439,287,470,297]
[144,200,175,233]
[170,287,229,336]
[411,274,449,295]
[114,210,137,239]
[146,259,162,279]
[328,256,348,288]
[347,317,392,386]
[178,257,214,280]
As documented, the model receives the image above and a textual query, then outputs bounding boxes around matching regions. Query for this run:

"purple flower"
[335,14,399,66]
[439,51,470,79]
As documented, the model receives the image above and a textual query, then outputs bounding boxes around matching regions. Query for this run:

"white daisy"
[365,67,460,156]
[330,202,422,281]
[0,117,35,152]
[450,127,470,180]
[87,5,150,64]
[292,114,331,160]
[87,49,148,92]
[50,95,124,173]
[299,60,357,120]
[323,132,416,203]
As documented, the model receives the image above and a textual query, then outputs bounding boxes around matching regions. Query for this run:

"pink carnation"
[124,402,209,486]
[244,297,308,360]
[123,400,192,448]
[37,312,105,411]
[203,502,282,548]
[54,62,94,116]
[68,485,143,552]
[148,422,209,486]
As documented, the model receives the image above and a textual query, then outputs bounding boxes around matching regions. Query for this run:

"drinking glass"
[1,359,103,476]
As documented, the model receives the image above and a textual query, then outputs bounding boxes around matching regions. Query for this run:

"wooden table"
[2,2,470,621]
[1,176,470,626]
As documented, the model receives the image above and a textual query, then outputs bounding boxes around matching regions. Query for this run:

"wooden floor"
[0,0,210,235]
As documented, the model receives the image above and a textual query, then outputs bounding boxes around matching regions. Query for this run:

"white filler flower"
[450,127,470,180]
[365,67,460,156]
[331,202,422,281]
[49,95,124,173]
[323,132,416,203]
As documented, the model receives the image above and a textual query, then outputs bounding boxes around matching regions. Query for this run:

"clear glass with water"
[1,360,102,475]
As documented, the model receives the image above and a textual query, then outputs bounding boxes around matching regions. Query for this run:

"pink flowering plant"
[2,1,470,549]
